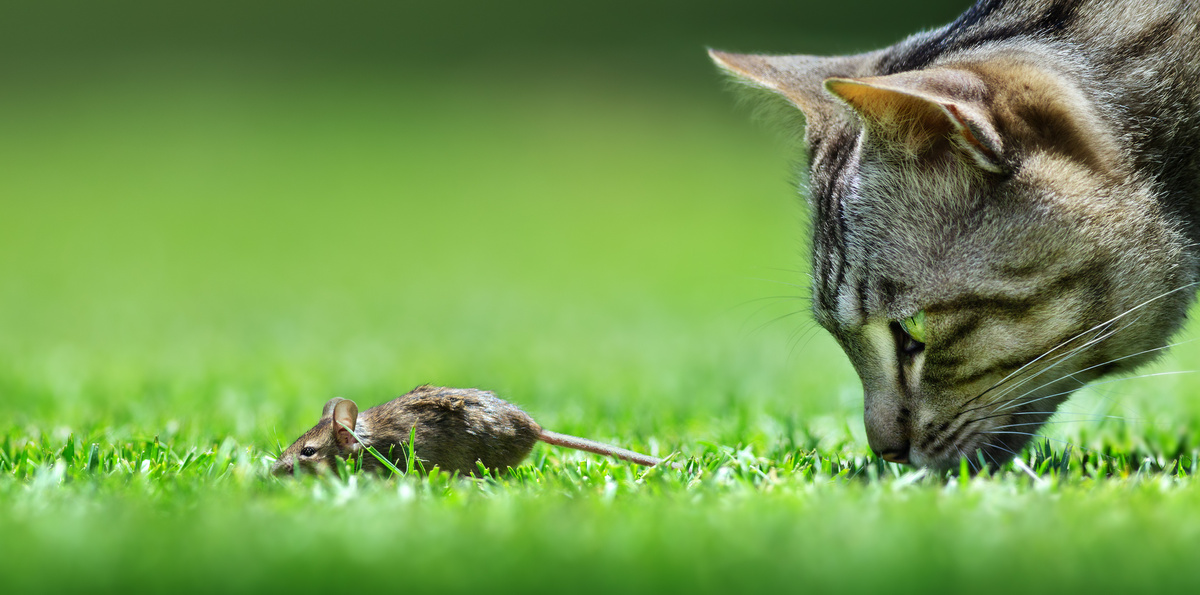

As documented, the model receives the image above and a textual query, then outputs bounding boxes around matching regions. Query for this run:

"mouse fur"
[272,385,543,476]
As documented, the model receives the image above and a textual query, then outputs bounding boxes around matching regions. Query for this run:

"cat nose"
[878,446,911,464]
[864,397,913,465]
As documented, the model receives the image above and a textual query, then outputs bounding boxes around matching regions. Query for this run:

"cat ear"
[824,69,1005,173]
[709,49,871,128]
[332,399,360,451]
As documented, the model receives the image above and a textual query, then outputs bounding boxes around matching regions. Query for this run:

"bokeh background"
[0,0,983,436]
[8,2,1200,594]
[5,0,1199,460]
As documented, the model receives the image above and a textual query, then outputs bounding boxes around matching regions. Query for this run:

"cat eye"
[300,446,317,457]
[900,310,927,344]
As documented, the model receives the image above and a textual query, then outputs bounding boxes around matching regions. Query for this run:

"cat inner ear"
[709,49,873,129]
[332,399,360,451]
[824,69,1006,173]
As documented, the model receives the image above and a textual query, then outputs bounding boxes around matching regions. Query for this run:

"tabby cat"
[711,0,1200,469]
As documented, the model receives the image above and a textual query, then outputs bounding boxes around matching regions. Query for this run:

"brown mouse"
[271,385,666,476]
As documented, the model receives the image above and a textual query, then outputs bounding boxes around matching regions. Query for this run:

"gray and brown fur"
[272,385,664,476]
[712,0,1200,470]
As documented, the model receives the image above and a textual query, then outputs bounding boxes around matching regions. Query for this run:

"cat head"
[712,48,1195,470]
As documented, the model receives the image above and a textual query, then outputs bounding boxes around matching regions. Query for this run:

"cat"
[711,0,1200,470]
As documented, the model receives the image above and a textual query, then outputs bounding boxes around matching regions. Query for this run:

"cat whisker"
[957,281,1198,415]
[956,319,1118,412]
[978,430,1126,469]
[733,294,809,307]
[735,297,811,334]
[987,370,1194,416]
[974,316,1133,412]
[966,371,1193,428]
[983,441,1022,460]
[955,445,977,473]
[1007,410,1135,423]
[978,332,1187,415]
[750,266,808,276]
[969,299,1192,418]
[942,301,1187,465]
[981,450,1001,469]
[977,430,1077,448]
[1007,408,1121,415]
[989,419,1117,431]
[1010,457,1046,483]
[787,323,826,360]
[979,439,1027,472]
[746,309,809,336]
[742,277,810,291]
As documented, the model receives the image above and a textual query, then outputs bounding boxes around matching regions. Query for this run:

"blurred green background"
[0,0,972,434]
[4,0,1197,456]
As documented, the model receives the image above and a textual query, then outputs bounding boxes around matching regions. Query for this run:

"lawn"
[3,2,1200,593]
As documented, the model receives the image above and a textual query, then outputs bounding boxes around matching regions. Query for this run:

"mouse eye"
[300,446,317,457]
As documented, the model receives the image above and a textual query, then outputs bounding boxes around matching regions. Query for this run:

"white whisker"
[958,320,1115,410]
[979,430,1077,446]
[989,418,1117,431]
[989,371,1193,415]
[955,446,976,473]
[743,277,809,290]
[980,316,1134,411]
[987,333,1190,414]
[1011,457,1045,484]
[980,439,1021,460]
[958,320,1125,417]
[958,281,1198,415]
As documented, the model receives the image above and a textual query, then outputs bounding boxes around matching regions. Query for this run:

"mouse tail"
[538,429,665,467]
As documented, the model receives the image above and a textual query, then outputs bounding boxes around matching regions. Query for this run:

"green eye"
[901,310,926,343]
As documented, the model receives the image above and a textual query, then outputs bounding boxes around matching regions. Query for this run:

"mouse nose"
[271,458,293,476]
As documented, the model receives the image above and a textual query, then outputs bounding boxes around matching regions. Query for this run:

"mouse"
[271,384,667,476]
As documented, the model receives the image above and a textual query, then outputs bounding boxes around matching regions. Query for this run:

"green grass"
[3,62,1200,594]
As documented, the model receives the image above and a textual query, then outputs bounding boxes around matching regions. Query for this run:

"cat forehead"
[813,159,1050,324]
[841,144,986,254]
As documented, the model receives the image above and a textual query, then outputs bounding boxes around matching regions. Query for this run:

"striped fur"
[712,0,1200,470]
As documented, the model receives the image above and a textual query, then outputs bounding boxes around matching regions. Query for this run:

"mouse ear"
[332,399,360,451]
[321,397,345,419]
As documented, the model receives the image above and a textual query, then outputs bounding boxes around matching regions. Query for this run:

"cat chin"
[908,443,1006,473]
[908,446,977,472]
[908,427,1029,473]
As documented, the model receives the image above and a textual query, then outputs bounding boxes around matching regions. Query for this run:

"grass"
[3,60,1200,594]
